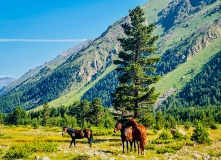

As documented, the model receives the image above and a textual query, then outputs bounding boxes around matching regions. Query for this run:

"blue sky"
[0,0,148,78]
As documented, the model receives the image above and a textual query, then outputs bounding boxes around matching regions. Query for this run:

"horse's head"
[114,122,122,133]
[62,126,68,135]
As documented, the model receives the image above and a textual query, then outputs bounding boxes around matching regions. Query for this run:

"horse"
[62,126,93,148]
[125,118,146,156]
[114,121,133,154]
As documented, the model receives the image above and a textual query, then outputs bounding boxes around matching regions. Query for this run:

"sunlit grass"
[0,125,220,159]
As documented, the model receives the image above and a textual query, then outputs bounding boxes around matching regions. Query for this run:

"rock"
[202,155,210,160]
[130,155,136,159]
[193,154,201,159]
[35,156,40,160]
[152,157,158,160]
[183,147,189,153]
[165,152,169,156]
[56,147,62,151]
[40,157,49,160]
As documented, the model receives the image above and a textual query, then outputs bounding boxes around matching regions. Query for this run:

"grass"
[0,125,220,159]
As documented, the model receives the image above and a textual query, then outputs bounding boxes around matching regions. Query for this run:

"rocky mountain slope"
[0,0,220,113]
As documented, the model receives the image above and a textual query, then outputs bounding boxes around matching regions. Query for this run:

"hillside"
[0,77,16,89]
[161,49,221,109]
[0,39,93,97]
[0,0,221,113]
[81,0,221,107]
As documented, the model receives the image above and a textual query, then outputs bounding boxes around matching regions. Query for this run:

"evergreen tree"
[75,99,90,127]
[112,6,161,117]
[167,114,176,129]
[184,121,191,131]
[191,122,211,144]
[42,101,50,126]
[90,98,104,126]
[155,110,164,130]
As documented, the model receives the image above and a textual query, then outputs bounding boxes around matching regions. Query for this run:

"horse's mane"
[67,128,77,132]
[128,118,138,126]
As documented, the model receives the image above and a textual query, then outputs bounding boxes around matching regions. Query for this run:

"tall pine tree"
[112,6,161,118]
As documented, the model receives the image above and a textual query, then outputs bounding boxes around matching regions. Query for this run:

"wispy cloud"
[0,39,87,42]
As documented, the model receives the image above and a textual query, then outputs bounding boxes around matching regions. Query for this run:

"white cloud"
[0,39,87,42]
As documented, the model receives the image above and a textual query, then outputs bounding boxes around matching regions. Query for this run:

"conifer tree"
[42,101,50,126]
[112,6,161,117]
[155,110,164,130]
[91,98,104,127]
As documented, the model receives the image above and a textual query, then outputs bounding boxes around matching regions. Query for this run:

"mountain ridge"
[0,0,221,113]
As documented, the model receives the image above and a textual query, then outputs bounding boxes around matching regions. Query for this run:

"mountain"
[82,0,221,108]
[0,39,94,96]
[0,77,16,89]
[0,0,221,113]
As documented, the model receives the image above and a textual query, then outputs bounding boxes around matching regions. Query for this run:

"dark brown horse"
[62,126,93,148]
[126,118,146,156]
[114,122,133,154]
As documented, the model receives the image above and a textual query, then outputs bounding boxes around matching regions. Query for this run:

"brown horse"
[126,118,146,156]
[62,126,93,148]
[114,122,133,153]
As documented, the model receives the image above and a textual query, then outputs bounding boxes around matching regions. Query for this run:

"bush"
[165,144,183,150]
[151,139,176,144]
[145,144,156,150]
[183,141,194,146]
[32,118,39,129]
[72,154,90,160]
[191,122,211,144]
[209,123,218,129]
[159,130,170,140]
[153,129,158,134]
[6,142,58,158]
[173,129,183,140]
[184,122,191,131]
[156,147,177,154]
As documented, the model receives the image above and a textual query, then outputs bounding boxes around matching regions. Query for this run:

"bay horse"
[125,118,146,156]
[62,126,93,148]
[114,121,133,154]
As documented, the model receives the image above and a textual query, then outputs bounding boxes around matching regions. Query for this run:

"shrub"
[165,144,183,150]
[145,144,156,150]
[6,142,58,158]
[156,147,176,154]
[209,123,218,129]
[173,129,183,140]
[159,130,170,140]
[32,118,39,129]
[183,141,194,146]
[72,154,90,160]
[191,122,211,144]
[153,129,158,134]
[184,122,191,131]
[151,139,176,144]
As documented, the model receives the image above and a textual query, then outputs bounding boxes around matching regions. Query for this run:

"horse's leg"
[126,141,129,154]
[134,140,136,154]
[73,138,76,148]
[137,141,140,155]
[130,141,133,152]
[69,139,74,148]
[142,140,145,156]
[88,136,92,148]
[122,140,125,153]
